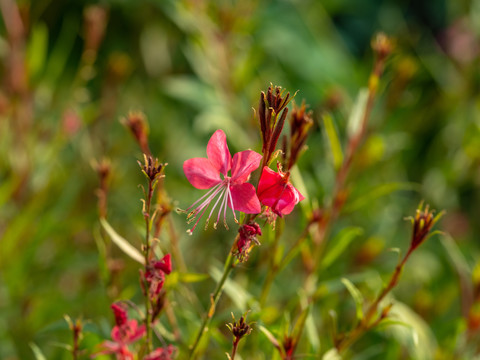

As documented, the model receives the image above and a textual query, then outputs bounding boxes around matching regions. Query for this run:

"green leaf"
[384,301,437,360]
[29,343,47,360]
[321,227,363,270]
[322,113,343,170]
[305,310,320,352]
[347,88,369,138]
[178,272,210,283]
[100,218,144,265]
[341,278,364,321]
[343,182,420,213]
[258,325,282,352]
[27,22,48,80]
[323,348,342,360]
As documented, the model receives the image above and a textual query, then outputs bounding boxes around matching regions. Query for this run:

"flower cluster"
[92,303,145,360]
[182,130,262,233]
[235,222,262,262]
[92,303,175,360]
[182,128,305,234]
[141,253,172,321]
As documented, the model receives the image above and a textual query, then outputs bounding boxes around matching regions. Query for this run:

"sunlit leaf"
[100,218,144,265]
[27,22,48,80]
[384,301,437,360]
[347,88,368,138]
[30,343,46,360]
[258,325,282,352]
[323,348,342,360]
[178,272,210,283]
[341,278,364,321]
[322,113,343,170]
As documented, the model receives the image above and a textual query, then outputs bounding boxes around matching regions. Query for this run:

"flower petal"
[154,254,172,274]
[257,167,283,201]
[229,183,261,214]
[257,167,304,216]
[273,184,299,215]
[207,130,231,175]
[231,150,262,183]
[184,158,221,189]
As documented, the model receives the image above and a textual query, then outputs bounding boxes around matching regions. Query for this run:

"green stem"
[189,248,237,359]
[143,179,154,353]
[336,248,412,354]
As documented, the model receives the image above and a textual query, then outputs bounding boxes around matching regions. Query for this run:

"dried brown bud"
[138,154,166,183]
[286,101,313,170]
[409,203,444,251]
[227,312,253,340]
[258,85,294,167]
[122,111,151,155]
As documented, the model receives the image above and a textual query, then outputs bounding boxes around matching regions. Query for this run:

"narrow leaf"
[322,113,343,170]
[321,227,363,270]
[323,348,342,360]
[100,218,144,264]
[305,310,320,352]
[341,278,364,320]
[347,88,369,138]
[30,343,47,360]
[178,272,210,283]
[258,325,282,352]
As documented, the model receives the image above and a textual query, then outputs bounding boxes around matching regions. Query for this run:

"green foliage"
[1,0,479,359]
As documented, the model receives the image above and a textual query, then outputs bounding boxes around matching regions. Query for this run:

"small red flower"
[257,165,304,216]
[235,222,262,262]
[92,305,145,360]
[144,345,176,360]
[145,254,172,297]
[183,130,262,233]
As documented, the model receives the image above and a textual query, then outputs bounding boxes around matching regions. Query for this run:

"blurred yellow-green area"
[1,0,480,359]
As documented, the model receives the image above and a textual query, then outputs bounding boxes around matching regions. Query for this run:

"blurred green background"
[1,0,479,359]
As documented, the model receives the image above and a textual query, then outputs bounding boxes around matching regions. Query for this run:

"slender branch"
[336,248,412,353]
[189,246,237,359]
[143,178,154,353]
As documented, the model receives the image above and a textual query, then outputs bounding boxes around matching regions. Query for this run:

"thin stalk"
[230,337,240,360]
[336,248,413,353]
[143,179,154,353]
[189,246,237,359]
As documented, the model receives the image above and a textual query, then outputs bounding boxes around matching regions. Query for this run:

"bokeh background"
[1,0,479,359]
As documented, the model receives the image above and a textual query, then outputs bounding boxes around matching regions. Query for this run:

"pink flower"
[235,222,262,262]
[257,165,305,216]
[145,254,172,297]
[92,305,145,360]
[144,345,176,360]
[183,130,262,233]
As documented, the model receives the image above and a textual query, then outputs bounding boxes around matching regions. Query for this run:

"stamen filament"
[206,186,228,229]
[185,182,222,212]
[227,185,238,223]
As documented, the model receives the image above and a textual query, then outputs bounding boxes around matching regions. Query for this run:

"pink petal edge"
[183,158,221,189]
[206,130,232,176]
[231,150,263,184]
[229,183,261,214]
